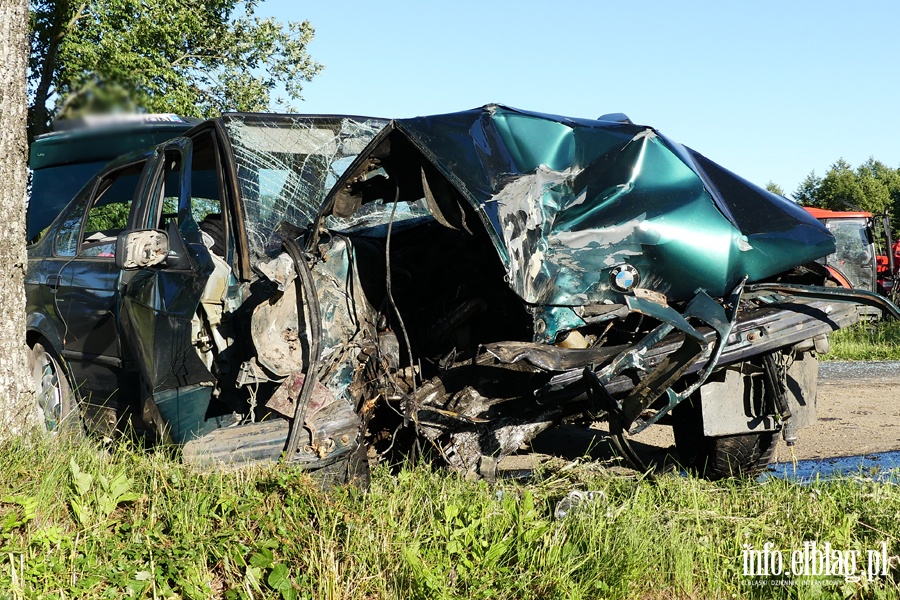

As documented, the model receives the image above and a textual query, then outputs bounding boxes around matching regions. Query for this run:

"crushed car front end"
[184,105,897,479]
[39,107,892,481]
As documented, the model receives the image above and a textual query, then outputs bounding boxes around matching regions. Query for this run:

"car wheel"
[198,213,226,257]
[29,342,81,435]
[672,397,776,480]
[346,442,371,488]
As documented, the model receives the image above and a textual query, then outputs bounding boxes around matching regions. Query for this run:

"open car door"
[119,135,230,443]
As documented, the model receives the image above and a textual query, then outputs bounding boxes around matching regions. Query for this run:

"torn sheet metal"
[251,235,378,405]
[482,341,624,372]
[256,253,297,291]
[250,280,306,378]
[265,371,336,419]
[325,105,835,308]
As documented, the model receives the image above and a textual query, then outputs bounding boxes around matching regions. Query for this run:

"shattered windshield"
[224,115,388,259]
[824,217,874,289]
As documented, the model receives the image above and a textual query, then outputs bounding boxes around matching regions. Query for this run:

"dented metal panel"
[250,235,378,418]
[329,105,835,307]
[699,351,818,437]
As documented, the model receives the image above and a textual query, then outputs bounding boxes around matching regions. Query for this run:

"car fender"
[26,310,65,355]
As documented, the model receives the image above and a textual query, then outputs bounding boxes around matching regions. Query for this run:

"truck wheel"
[29,342,82,435]
[672,398,776,480]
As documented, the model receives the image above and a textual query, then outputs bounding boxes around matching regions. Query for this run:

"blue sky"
[258,1,900,196]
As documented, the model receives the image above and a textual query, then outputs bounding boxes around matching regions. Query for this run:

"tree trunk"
[0,0,38,436]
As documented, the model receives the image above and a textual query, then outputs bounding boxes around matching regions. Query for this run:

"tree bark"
[0,0,38,436]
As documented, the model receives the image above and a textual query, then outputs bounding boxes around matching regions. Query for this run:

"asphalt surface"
[819,360,900,383]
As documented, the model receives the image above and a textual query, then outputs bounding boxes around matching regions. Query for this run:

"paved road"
[820,360,900,384]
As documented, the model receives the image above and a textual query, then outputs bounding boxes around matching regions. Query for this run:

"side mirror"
[115,229,169,269]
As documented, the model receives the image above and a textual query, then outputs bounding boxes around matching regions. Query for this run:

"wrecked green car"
[26,105,892,481]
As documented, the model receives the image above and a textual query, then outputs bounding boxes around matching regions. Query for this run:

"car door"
[48,158,151,433]
[119,134,232,443]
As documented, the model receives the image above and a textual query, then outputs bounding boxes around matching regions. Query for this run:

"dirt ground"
[498,361,900,473]
[780,376,900,461]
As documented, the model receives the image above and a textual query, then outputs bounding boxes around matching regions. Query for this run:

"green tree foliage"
[764,181,784,196]
[818,159,868,211]
[793,158,900,223]
[793,171,822,206]
[28,0,322,138]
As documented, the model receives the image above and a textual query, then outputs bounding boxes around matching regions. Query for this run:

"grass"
[824,319,900,361]
[2,436,900,599]
[3,320,899,598]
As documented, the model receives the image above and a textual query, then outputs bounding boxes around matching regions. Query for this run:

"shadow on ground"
[499,423,683,476]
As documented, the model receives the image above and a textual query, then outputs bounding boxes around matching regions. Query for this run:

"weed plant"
[825,320,900,361]
[2,435,900,599]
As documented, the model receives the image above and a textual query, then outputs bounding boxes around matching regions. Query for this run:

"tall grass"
[2,435,900,598]
[825,320,900,361]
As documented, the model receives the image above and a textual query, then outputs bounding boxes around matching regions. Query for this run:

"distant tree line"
[769,159,900,222]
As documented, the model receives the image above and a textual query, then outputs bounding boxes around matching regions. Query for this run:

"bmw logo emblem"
[610,264,640,292]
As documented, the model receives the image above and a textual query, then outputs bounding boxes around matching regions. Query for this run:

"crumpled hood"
[388,105,834,306]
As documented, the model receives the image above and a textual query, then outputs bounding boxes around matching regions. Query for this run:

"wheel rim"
[33,351,62,431]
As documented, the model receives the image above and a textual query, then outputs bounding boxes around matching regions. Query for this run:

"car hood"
[322,105,835,307]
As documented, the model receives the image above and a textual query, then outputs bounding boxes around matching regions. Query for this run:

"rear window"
[28,161,108,243]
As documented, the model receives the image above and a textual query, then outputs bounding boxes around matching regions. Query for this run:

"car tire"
[29,342,82,436]
[346,442,371,489]
[672,397,776,480]
[198,213,226,257]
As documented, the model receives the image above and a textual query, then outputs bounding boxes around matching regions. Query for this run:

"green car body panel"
[389,106,834,307]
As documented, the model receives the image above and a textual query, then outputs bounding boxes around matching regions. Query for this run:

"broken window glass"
[223,115,388,260]
[325,197,433,233]
[55,191,91,257]
[824,217,875,290]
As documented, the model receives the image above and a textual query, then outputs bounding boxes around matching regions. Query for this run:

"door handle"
[46,274,61,291]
